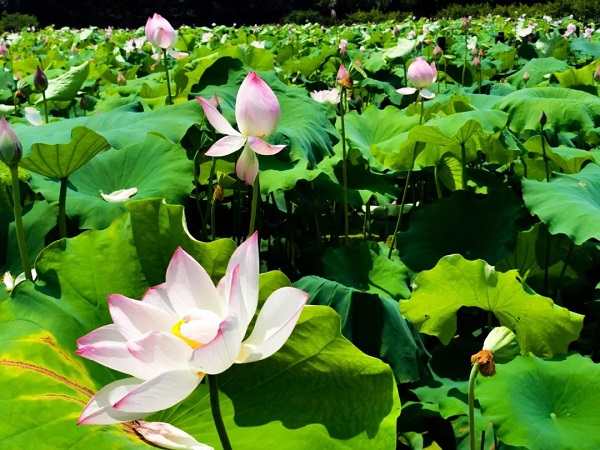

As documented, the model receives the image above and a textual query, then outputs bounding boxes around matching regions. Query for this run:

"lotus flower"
[134,421,213,450]
[0,117,23,165]
[76,232,308,424]
[396,57,437,99]
[197,72,286,185]
[145,14,188,59]
[310,88,340,105]
[564,23,577,37]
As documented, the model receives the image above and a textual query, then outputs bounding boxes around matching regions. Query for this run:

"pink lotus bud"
[80,95,90,110]
[472,46,478,56]
[407,30,416,39]
[523,71,530,81]
[540,111,547,127]
[0,44,7,57]
[34,66,48,92]
[461,17,470,30]
[337,64,352,89]
[564,23,577,37]
[145,13,177,49]
[433,44,443,58]
[594,66,600,82]
[0,117,23,165]
[473,56,480,68]
[116,72,127,86]
[339,39,347,56]
[407,57,437,89]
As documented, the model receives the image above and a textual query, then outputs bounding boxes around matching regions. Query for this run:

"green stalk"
[468,363,480,450]
[208,375,232,450]
[248,175,260,236]
[434,164,442,199]
[462,34,468,86]
[540,127,550,182]
[211,193,217,241]
[42,91,49,124]
[540,124,551,296]
[162,48,173,105]
[556,241,574,301]
[58,177,68,239]
[478,68,482,94]
[340,87,350,245]
[461,142,467,191]
[9,164,32,280]
[201,157,217,240]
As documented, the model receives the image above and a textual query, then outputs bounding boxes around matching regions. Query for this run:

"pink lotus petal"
[113,370,201,413]
[108,294,175,340]
[235,72,281,137]
[197,97,242,137]
[76,324,121,348]
[127,332,194,376]
[420,89,435,100]
[146,14,177,49]
[167,48,189,59]
[225,232,259,328]
[248,135,286,156]
[205,135,247,157]
[76,338,150,380]
[78,378,146,425]
[134,421,214,450]
[396,87,417,95]
[237,287,308,363]
[165,248,223,317]
[236,144,259,185]
[141,283,177,315]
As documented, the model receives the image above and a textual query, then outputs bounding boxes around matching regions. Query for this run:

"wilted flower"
[134,421,213,450]
[99,187,138,203]
[33,66,48,92]
[0,117,23,165]
[396,57,437,99]
[76,233,308,424]
[337,64,352,89]
[471,326,520,377]
[116,72,127,86]
[310,88,340,104]
[197,72,286,185]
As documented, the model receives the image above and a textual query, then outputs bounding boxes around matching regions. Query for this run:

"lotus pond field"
[1,13,600,450]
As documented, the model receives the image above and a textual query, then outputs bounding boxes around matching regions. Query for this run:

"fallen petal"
[134,421,214,450]
[100,187,138,203]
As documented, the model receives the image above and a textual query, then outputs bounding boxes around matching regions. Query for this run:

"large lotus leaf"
[493,88,600,137]
[13,100,205,151]
[383,39,417,61]
[371,132,421,172]
[408,110,508,146]
[551,60,598,94]
[395,189,523,272]
[342,105,420,169]
[522,163,600,245]
[19,126,110,178]
[193,58,337,165]
[219,44,275,71]
[400,254,584,358]
[477,354,600,450]
[523,135,597,174]
[506,57,569,89]
[294,275,430,384]
[28,134,193,230]
[321,240,410,300]
[154,306,400,449]
[282,46,334,78]
[41,61,90,103]
[569,40,600,59]
[258,158,322,194]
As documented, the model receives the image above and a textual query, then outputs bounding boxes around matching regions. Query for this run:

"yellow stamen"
[172,319,203,349]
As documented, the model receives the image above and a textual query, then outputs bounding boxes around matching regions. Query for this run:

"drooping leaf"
[41,61,90,103]
[400,254,584,358]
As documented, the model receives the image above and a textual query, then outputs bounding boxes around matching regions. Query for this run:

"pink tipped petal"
[113,370,201,413]
[235,72,281,137]
[165,248,223,317]
[76,324,122,348]
[226,233,259,328]
[420,89,435,100]
[396,87,417,95]
[236,144,259,185]
[190,317,243,374]
[108,294,175,340]
[205,135,247,157]
[141,284,177,315]
[134,421,215,450]
[247,136,286,156]
[197,97,241,137]
[237,287,308,363]
[167,49,189,59]
[127,332,194,377]
[76,339,150,380]
[78,378,146,425]
[146,14,177,49]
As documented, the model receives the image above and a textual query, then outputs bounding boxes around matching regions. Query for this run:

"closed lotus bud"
[337,64,352,89]
[34,66,48,92]
[473,56,480,68]
[594,66,600,82]
[80,95,90,110]
[523,71,530,81]
[0,117,23,166]
[116,72,127,86]
[460,17,470,30]
[433,44,443,58]
[540,111,547,127]
[0,44,8,57]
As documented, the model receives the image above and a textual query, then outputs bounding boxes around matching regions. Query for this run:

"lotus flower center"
[171,308,222,349]
[172,319,203,348]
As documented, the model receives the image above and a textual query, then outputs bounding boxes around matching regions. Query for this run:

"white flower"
[99,187,138,203]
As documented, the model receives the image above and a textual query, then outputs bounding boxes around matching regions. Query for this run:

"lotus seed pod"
[482,326,520,364]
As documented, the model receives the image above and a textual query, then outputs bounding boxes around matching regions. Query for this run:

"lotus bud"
[331,9,336,18]
[473,56,480,69]
[471,46,478,56]
[0,44,8,57]
[133,421,214,450]
[33,66,48,92]
[116,72,127,86]
[337,64,352,89]
[0,117,23,166]
[471,326,520,377]
[460,17,470,31]
[594,66,600,82]
[540,111,547,127]
[80,95,90,110]
[523,71,530,81]
[433,44,443,58]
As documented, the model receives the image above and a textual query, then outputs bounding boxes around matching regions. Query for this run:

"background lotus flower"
[311,88,340,105]
[145,14,177,49]
[197,72,286,185]
[0,117,23,165]
[396,57,437,99]
[76,232,308,424]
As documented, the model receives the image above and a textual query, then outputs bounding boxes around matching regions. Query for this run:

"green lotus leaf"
[219,44,275,71]
[522,163,600,245]
[551,59,598,94]
[294,275,430,384]
[523,135,597,174]
[19,126,109,178]
[477,354,600,450]
[493,87,600,138]
[41,61,90,103]
[569,40,600,59]
[282,46,334,78]
[400,254,584,358]
[383,39,417,61]
[506,57,569,89]
[28,134,193,230]
[396,190,522,271]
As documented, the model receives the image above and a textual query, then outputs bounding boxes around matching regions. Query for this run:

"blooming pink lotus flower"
[145,14,177,49]
[564,23,577,37]
[76,233,308,424]
[396,57,437,99]
[197,72,286,185]
[311,88,340,105]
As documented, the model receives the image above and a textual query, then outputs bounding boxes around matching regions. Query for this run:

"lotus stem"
[461,142,467,191]
[387,151,413,259]
[248,175,260,237]
[42,91,49,124]
[201,157,217,240]
[340,87,350,245]
[462,34,468,86]
[58,177,68,239]
[468,362,480,450]
[208,375,232,450]
[9,164,32,281]
[540,126,550,182]
[163,48,173,105]
[556,241,574,301]
[540,124,551,296]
